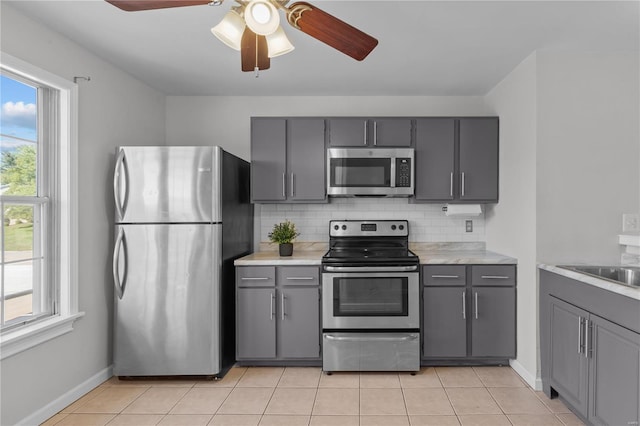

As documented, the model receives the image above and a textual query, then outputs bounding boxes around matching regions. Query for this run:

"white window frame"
[0,53,82,360]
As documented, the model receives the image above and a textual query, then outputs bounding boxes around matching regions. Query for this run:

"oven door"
[322,268,419,329]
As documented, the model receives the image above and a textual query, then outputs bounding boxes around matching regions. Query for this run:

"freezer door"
[113,224,222,376]
[114,146,219,223]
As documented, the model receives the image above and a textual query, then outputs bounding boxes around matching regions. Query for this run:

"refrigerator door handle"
[113,227,128,299]
[113,149,129,220]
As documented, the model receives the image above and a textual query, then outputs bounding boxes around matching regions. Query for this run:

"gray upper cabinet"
[236,265,321,362]
[459,118,499,202]
[251,118,286,202]
[251,117,326,203]
[414,117,498,203]
[422,264,516,361]
[327,118,412,147]
[540,269,640,426]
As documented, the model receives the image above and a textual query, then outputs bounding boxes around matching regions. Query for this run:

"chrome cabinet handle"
[286,277,315,280]
[282,173,286,197]
[432,275,460,279]
[363,121,368,145]
[578,316,584,354]
[374,121,378,146]
[450,172,454,197]
[290,173,295,197]
[585,320,592,359]
[241,277,270,281]
[270,292,275,320]
[481,275,510,280]
[281,293,286,320]
[461,172,466,197]
[462,290,466,320]
[112,228,127,299]
[474,291,479,319]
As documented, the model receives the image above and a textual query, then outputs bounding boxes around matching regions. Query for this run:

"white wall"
[0,5,166,425]
[484,53,539,386]
[536,51,640,265]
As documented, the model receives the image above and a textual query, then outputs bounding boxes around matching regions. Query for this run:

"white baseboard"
[18,365,113,426]
[510,359,542,390]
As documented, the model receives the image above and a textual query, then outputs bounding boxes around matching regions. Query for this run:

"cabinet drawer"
[471,265,516,286]
[237,266,276,287]
[279,266,319,286]
[423,265,466,286]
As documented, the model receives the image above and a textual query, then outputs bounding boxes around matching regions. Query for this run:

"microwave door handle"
[363,121,367,145]
[390,158,396,188]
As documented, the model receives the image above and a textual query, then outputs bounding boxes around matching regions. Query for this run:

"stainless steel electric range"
[321,220,420,373]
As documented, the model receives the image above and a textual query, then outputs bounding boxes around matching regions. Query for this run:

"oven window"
[330,158,391,187]
[333,277,408,316]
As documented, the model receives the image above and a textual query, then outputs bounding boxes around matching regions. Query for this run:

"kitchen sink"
[558,265,640,288]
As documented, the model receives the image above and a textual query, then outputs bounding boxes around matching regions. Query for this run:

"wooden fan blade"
[106,0,210,12]
[241,28,271,72]
[287,2,378,61]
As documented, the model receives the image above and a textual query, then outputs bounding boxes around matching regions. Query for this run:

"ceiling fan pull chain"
[254,32,260,77]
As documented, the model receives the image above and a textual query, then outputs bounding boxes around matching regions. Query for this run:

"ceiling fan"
[106,0,378,74]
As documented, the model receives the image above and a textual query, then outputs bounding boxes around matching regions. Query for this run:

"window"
[0,53,80,359]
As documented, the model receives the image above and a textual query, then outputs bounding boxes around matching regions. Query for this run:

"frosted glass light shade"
[211,10,245,51]
[267,26,294,57]
[245,0,279,36]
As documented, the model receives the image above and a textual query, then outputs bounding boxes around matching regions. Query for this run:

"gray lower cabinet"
[236,265,321,362]
[251,117,326,203]
[422,264,516,362]
[547,295,640,425]
[414,117,498,203]
[327,117,412,147]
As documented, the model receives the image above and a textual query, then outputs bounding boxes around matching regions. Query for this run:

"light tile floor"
[42,366,585,426]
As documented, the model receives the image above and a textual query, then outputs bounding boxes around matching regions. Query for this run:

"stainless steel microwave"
[327,148,414,197]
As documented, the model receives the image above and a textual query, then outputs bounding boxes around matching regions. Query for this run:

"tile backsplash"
[259,198,485,243]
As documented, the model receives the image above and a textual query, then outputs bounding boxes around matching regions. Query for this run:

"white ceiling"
[6,0,639,96]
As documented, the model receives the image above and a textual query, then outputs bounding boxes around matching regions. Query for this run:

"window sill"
[0,312,85,360]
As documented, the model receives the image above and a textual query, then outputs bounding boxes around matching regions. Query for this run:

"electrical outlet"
[465,220,473,232]
[623,213,640,232]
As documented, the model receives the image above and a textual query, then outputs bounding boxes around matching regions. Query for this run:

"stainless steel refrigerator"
[112,146,253,377]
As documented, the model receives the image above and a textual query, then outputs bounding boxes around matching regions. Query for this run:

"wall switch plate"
[623,213,640,232]
[465,220,473,232]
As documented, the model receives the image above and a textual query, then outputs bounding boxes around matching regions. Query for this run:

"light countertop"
[234,242,517,266]
[539,264,640,301]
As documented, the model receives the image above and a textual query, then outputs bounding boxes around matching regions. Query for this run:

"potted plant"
[268,220,300,256]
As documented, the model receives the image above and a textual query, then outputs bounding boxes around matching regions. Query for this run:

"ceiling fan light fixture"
[266,26,294,57]
[244,0,280,36]
[211,10,246,51]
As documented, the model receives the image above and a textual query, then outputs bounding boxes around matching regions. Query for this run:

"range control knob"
[334,225,339,231]
[391,225,397,230]
[342,225,347,230]
[399,225,405,230]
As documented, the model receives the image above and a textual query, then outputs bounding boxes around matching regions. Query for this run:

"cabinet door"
[278,287,321,359]
[288,119,326,201]
[471,287,515,358]
[414,118,455,201]
[459,118,499,202]
[251,118,287,202]
[423,287,467,357]
[371,118,412,147]
[548,297,589,417]
[237,287,276,359]
[588,314,640,426]
[327,118,368,147]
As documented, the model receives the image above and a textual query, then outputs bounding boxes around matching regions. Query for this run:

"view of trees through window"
[1,73,39,325]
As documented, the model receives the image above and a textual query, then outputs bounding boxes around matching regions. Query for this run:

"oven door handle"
[323,265,418,272]
[324,334,418,342]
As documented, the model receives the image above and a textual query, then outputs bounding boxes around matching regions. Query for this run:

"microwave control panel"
[395,158,412,187]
